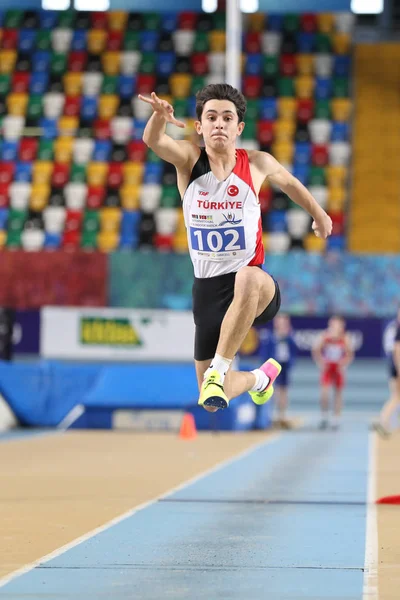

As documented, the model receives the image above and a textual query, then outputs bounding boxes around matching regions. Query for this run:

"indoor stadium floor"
[0,416,398,599]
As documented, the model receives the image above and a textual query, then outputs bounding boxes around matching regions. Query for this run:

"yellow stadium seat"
[98,95,119,119]
[0,230,6,248]
[333,33,351,55]
[277,98,297,120]
[156,94,172,105]
[88,30,107,54]
[304,233,326,252]
[123,162,143,185]
[169,74,192,99]
[54,137,74,162]
[295,75,315,99]
[173,232,189,253]
[296,54,314,76]
[120,184,140,210]
[271,140,294,164]
[176,209,186,234]
[63,73,83,96]
[6,93,28,116]
[248,13,265,32]
[30,183,50,212]
[331,98,352,122]
[102,51,121,76]
[326,166,348,188]
[0,50,17,74]
[274,119,296,142]
[328,186,346,212]
[108,11,128,31]
[33,161,53,184]
[97,230,119,252]
[209,31,226,53]
[100,207,121,233]
[87,162,108,186]
[317,13,334,33]
[58,117,79,138]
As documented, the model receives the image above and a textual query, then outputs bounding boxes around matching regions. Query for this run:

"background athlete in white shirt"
[140,84,332,412]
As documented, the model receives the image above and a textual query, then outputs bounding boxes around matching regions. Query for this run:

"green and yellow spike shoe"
[198,369,229,410]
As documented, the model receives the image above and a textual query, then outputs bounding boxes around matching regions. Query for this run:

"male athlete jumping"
[140,84,332,412]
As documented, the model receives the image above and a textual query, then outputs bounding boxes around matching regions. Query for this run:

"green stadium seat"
[142,13,160,31]
[191,76,206,95]
[140,53,157,74]
[315,33,332,53]
[283,14,300,33]
[193,32,210,53]
[58,10,76,28]
[315,99,331,119]
[333,77,349,97]
[4,10,23,28]
[309,166,326,185]
[70,164,87,183]
[263,56,279,78]
[102,75,118,95]
[37,139,54,161]
[278,77,295,97]
[0,75,11,97]
[51,53,68,77]
[36,31,52,51]
[124,31,140,51]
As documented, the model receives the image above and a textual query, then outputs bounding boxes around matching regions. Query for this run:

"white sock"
[250,369,270,392]
[332,415,341,427]
[321,411,329,424]
[206,354,232,384]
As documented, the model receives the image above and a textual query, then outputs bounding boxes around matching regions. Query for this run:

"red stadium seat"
[62,229,80,249]
[52,163,70,187]
[0,163,15,185]
[259,185,272,213]
[1,29,18,50]
[93,118,112,140]
[11,72,30,93]
[300,14,317,32]
[136,74,157,95]
[329,211,345,235]
[280,54,297,77]
[86,185,105,209]
[64,96,81,117]
[242,75,262,99]
[178,12,198,30]
[244,32,261,54]
[107,162,124,188]
[312,143,329,167]
[107,31,123,51]
[68,51,87,73]
[91,11,108,30]
[297,98,314,123]
[19,138,38,162]
[257,120,274,145]
[127,141,147,162]
[154,233,174,251]
[0,183,10,207]
[190,53,208,75]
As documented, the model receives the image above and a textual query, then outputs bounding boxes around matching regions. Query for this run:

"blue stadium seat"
[32,51,51,73]
[334,55,351,77]
[161,12,178,33]
[268,210,287,232]
[0,209,9,230]
[140,31,159,53]
[315,76,333,100]
[327,235,345,251]
[19,29,37,53]
[39,117,58,139]
[187,96,197,118]
[133,119,147,140]
[39,9,58,29]
[30,72,49,94]
[14,162,33,182]
[119,75,136,99]
[157,52,176,76]
[297,32,315,53]
[331,122,349,142]
[268,15,284,31]
[294,141,312,165]
[245,54,262,75]
[121,210,141,235]
[71,30,87,51]
[259,97,277,120]
[44,232,62,249]
[143,163,163,184]
[292,164,310,185]
[93,140,112,162]
[81,96,98,122]
[1,141,19,162]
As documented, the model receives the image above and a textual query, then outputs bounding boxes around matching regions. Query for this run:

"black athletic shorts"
[192,268,281,361]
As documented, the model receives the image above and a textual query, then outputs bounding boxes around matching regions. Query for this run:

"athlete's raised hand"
[138,92,186,128]
[312,210,332,239]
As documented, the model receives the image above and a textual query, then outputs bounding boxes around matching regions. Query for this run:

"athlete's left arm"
[340,334,355,368]
[250,151,332,240]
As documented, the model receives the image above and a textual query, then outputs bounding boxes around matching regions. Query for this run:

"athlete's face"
[195,100,244,150]
[274,315,291,336]
[328,317,345,337]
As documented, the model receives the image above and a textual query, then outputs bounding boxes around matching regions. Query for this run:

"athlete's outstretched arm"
[251,151,332,239]
[139,92,198,168]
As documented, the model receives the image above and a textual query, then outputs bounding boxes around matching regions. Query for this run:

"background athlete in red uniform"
[312,316,354,430]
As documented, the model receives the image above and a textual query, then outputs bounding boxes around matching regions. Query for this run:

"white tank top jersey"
[182,148,265,279]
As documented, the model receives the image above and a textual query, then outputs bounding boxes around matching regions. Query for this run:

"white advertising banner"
[41,307,195,361]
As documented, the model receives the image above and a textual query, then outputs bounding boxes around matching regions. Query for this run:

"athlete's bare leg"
[276,385,289,426]
[332,388,343,429]
[215,267,276,360]
[195,359,256,413]
[319,384,330,428]
[377,378,400,431]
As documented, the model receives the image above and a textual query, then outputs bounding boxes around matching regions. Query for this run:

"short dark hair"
[195,84,247,122]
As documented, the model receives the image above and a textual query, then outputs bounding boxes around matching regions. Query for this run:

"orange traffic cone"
[376,495,400,505]
[179,413,197,440]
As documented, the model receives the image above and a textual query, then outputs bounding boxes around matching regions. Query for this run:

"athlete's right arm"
[139,92,198,169]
